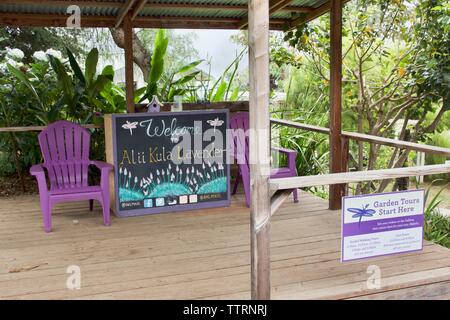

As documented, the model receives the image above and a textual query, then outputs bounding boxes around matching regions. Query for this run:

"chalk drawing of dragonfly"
[207,118,224,132]
[347,204,376,226]
[122,121,138,135]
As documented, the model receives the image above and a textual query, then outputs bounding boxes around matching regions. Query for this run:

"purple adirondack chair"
[230,112,299,207]
[30,120,113,232]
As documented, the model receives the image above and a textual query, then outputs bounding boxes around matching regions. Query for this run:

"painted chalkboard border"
[111,109,231,217]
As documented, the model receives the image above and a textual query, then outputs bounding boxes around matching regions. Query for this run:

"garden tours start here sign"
[110,110,230,217]
[341,190,424,262]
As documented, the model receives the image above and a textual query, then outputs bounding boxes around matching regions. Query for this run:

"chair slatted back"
[229,112,250,171]
[38,121,91,190]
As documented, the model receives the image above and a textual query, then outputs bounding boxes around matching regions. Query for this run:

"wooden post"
[248,0,271,300]
[123,13,135,113]
[329,0,344,210]
[341,137,349,195]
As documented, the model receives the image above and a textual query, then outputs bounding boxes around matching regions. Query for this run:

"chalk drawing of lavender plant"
[119,161,227,203]
[347,204,376,226]
[197,162,227,194]
[118,167,145,201]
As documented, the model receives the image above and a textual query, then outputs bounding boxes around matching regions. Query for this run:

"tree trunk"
[110,28,151,81]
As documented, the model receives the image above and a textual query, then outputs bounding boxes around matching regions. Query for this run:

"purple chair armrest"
[271,147,297,174]
[30,164,46,177]
[90,161,113,172]
[30,164,48,193]
[271,146,297,155]
[91,161,112,190]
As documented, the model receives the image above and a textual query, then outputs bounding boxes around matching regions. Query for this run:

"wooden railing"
[0,124,103,132]
[271,163,450,191]
[271,118,450,157]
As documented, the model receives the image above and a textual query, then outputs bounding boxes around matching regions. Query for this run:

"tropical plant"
[140,29,203,103]
[48,48,126,122]
[183,49,246,103]
[1,47,126,183]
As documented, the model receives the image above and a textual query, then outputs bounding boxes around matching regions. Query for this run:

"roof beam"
[238,0,294,29]
[1,0,122,8]
[289,0,351,29]
[0,13,287,30]
[131,0,148,20]
[143,2,312,13]
[2,0,313,13]
[115,0,138,28]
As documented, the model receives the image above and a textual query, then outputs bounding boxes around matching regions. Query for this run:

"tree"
[109,28,199,82]
[282,0,449,193]
[110,28,151,81]
[0,27,86,62]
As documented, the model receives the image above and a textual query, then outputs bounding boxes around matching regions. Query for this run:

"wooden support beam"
[270,189,295,215]
[123,13,135,113]
[116,0,138,28]
[329,0,344,210]
[239,0,293,29]
[248,0,271,300]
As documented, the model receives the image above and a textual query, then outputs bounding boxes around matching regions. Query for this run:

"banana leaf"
[66,48,85,85]
[85,48,99,86]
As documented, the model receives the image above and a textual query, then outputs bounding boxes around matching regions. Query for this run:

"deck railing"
[269,117,450,209]
[271,118,450,157]
[263,117,450,298]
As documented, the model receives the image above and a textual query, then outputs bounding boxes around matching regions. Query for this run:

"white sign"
[341,190,424,262]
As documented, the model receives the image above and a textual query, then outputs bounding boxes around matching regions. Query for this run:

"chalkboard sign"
[111,110,230,217]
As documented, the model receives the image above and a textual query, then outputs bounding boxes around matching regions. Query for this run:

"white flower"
[5,57,23,68]
[33,51,48,62]
[7,48,24,61]
[45,48,62,60]
[0,63,7,73]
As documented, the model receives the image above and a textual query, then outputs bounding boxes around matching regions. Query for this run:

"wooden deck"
[0,191,449,300]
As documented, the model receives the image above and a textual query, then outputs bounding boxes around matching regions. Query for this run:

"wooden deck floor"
[0,191,449,300]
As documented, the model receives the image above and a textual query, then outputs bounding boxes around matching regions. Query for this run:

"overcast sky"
[174,29,248,78]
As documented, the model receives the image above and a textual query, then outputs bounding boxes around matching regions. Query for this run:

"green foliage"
[139,33,244,103]
[209,50,245,102]
[140,30,204,102]
[0,27,86,63]
[0,47,126,178]
[274,0,450,194]
[145,30,169,99]
[271,67,330,196]
[424,181,450,248]
[425,130,450,181]
[409,0,450,110]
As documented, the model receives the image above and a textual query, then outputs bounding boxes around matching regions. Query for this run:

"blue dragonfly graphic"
[347,204,376,226]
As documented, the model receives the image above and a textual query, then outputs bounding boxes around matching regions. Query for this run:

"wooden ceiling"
[0,0,338,30]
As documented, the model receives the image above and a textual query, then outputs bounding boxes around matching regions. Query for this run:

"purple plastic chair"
[230,112,299,207]
[30,120,113,232]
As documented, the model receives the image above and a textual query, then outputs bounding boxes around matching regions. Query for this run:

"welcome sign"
[110,110,230,217]
[341,190,424,262]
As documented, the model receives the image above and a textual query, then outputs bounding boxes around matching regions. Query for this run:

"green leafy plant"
[140,29,203,102]
[424,180,450,248]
